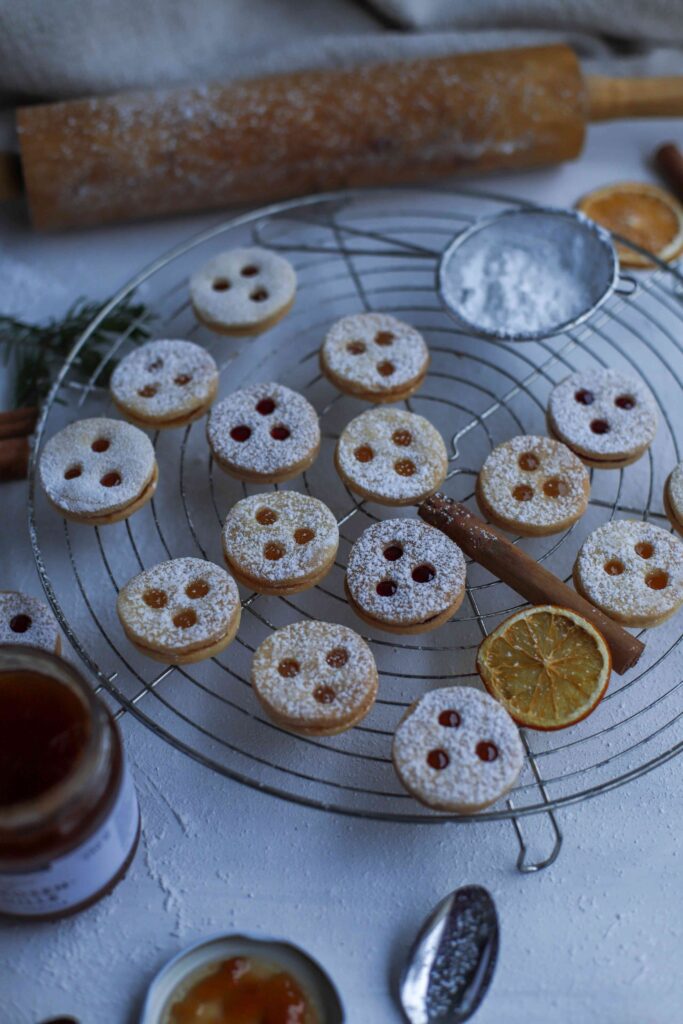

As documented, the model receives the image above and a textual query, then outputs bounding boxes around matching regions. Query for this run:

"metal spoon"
[400,885,499,1024]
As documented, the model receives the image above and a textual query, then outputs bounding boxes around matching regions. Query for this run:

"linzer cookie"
[0,592,60,653]
[190,247,296,336]
[207,382,320,483]
[222,491,339,595]
[392,686,524,813]
[117,557,241,663]
[39,417,158,525]
[320,312,429,402]
[110,339,218,429]
[664,462,683,537]
[548,369,658,468]
[251,620,378,736]
[345,518,465,634]
[574,519,683,627]
[476,434,589,536]
[335,407,448,506]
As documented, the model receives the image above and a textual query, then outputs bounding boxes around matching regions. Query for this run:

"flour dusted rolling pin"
[419,494,644,675]
[11,44,683,230]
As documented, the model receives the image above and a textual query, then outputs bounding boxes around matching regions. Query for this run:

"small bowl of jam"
[140,934,344,1024]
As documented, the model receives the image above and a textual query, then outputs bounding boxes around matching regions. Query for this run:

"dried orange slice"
[476,605,611,730]
[577,181,683,268]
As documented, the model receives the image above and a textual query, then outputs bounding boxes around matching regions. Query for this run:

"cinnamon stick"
[0,406,38,441]
[419,495,644,675]
[0,436,30,482]
[653,142,683,202]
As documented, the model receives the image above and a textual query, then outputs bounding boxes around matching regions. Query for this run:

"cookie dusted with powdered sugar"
[222,491,339,595]
[345,518,466,634]
[392,686,524,813]
[251,620,378,736]
[117,557,241,664]
[335,407,447,506]
[548,369,658,468]
[207,382,320,483]
[476,435,589,536]
[664,462,683,537]
[320,312,429,402]
[39,417,158,525]
[190,247,296,336]
[0,592,60,653]
[111,339,218,428]
[573,519,683,627]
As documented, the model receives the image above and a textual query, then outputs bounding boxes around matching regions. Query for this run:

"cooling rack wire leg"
[507,734,563,873]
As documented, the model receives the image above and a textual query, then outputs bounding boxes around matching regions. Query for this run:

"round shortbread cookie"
[39,417,157,525]
[345,518,466,634]
[392,686,524,813]
[476,435,589,536]
[335,407,448,506]
[111,339,218,428]
[251,620,378,736]
[0,591,61,654]
[548,369,658,468]
[207,382,320,483]
[665,462,683,537]
[117,557,241,664]
[190,247,296,336]
[574,519,683,627]
[320,312,429,402]
[222,491,339,595]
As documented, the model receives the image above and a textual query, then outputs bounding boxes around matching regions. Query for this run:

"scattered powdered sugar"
[443,237,592,336]
[110,339,217,422]
[392,686,524,812]
[336,407,447,504]
[117,557,239,653]
[575,520,683,624]
[667,462,683,522]
[477,434,589,531]
[0,591,60,652]
[207,382,320,479]
[549,370,658,459]
[39,417,156,516]
[222,492,338,584]
[251,620,377,728]
[190,247,296,329]
[346,518,465,626]
[321,312,428,395]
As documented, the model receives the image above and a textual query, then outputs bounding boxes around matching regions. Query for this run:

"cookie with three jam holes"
[117,557,241,664]
[0,592,61,654]
[345,518,466,634]
[573,519,683,627]
[664,461,683,537]
[222,491,339,595]
[547,369,658,469]
[190,247,296,336]
[207,382,320,483]
[335,407,448,506]
[39,417,158,525]
[476,434,590,536]
[320,312,430,403]
[110,339,218,429]
[392,686,524,813]
[251,620,378,736]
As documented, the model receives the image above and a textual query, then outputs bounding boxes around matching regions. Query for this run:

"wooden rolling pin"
[419,494,644,675]
[9,43,683,230]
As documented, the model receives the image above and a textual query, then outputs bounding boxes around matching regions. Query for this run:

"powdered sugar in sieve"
[438,207,619,341]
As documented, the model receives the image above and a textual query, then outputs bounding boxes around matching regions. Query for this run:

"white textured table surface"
[2,119,683,1024]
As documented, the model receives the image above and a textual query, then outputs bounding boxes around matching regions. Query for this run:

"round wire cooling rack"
[28,186,683,842]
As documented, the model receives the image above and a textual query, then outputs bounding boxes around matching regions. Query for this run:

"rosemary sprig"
[0,294,154,409]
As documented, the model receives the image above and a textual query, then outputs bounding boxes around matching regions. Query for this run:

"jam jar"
[0,645,140,919]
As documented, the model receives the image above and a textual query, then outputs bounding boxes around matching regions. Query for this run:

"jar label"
[0,764,139,916]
